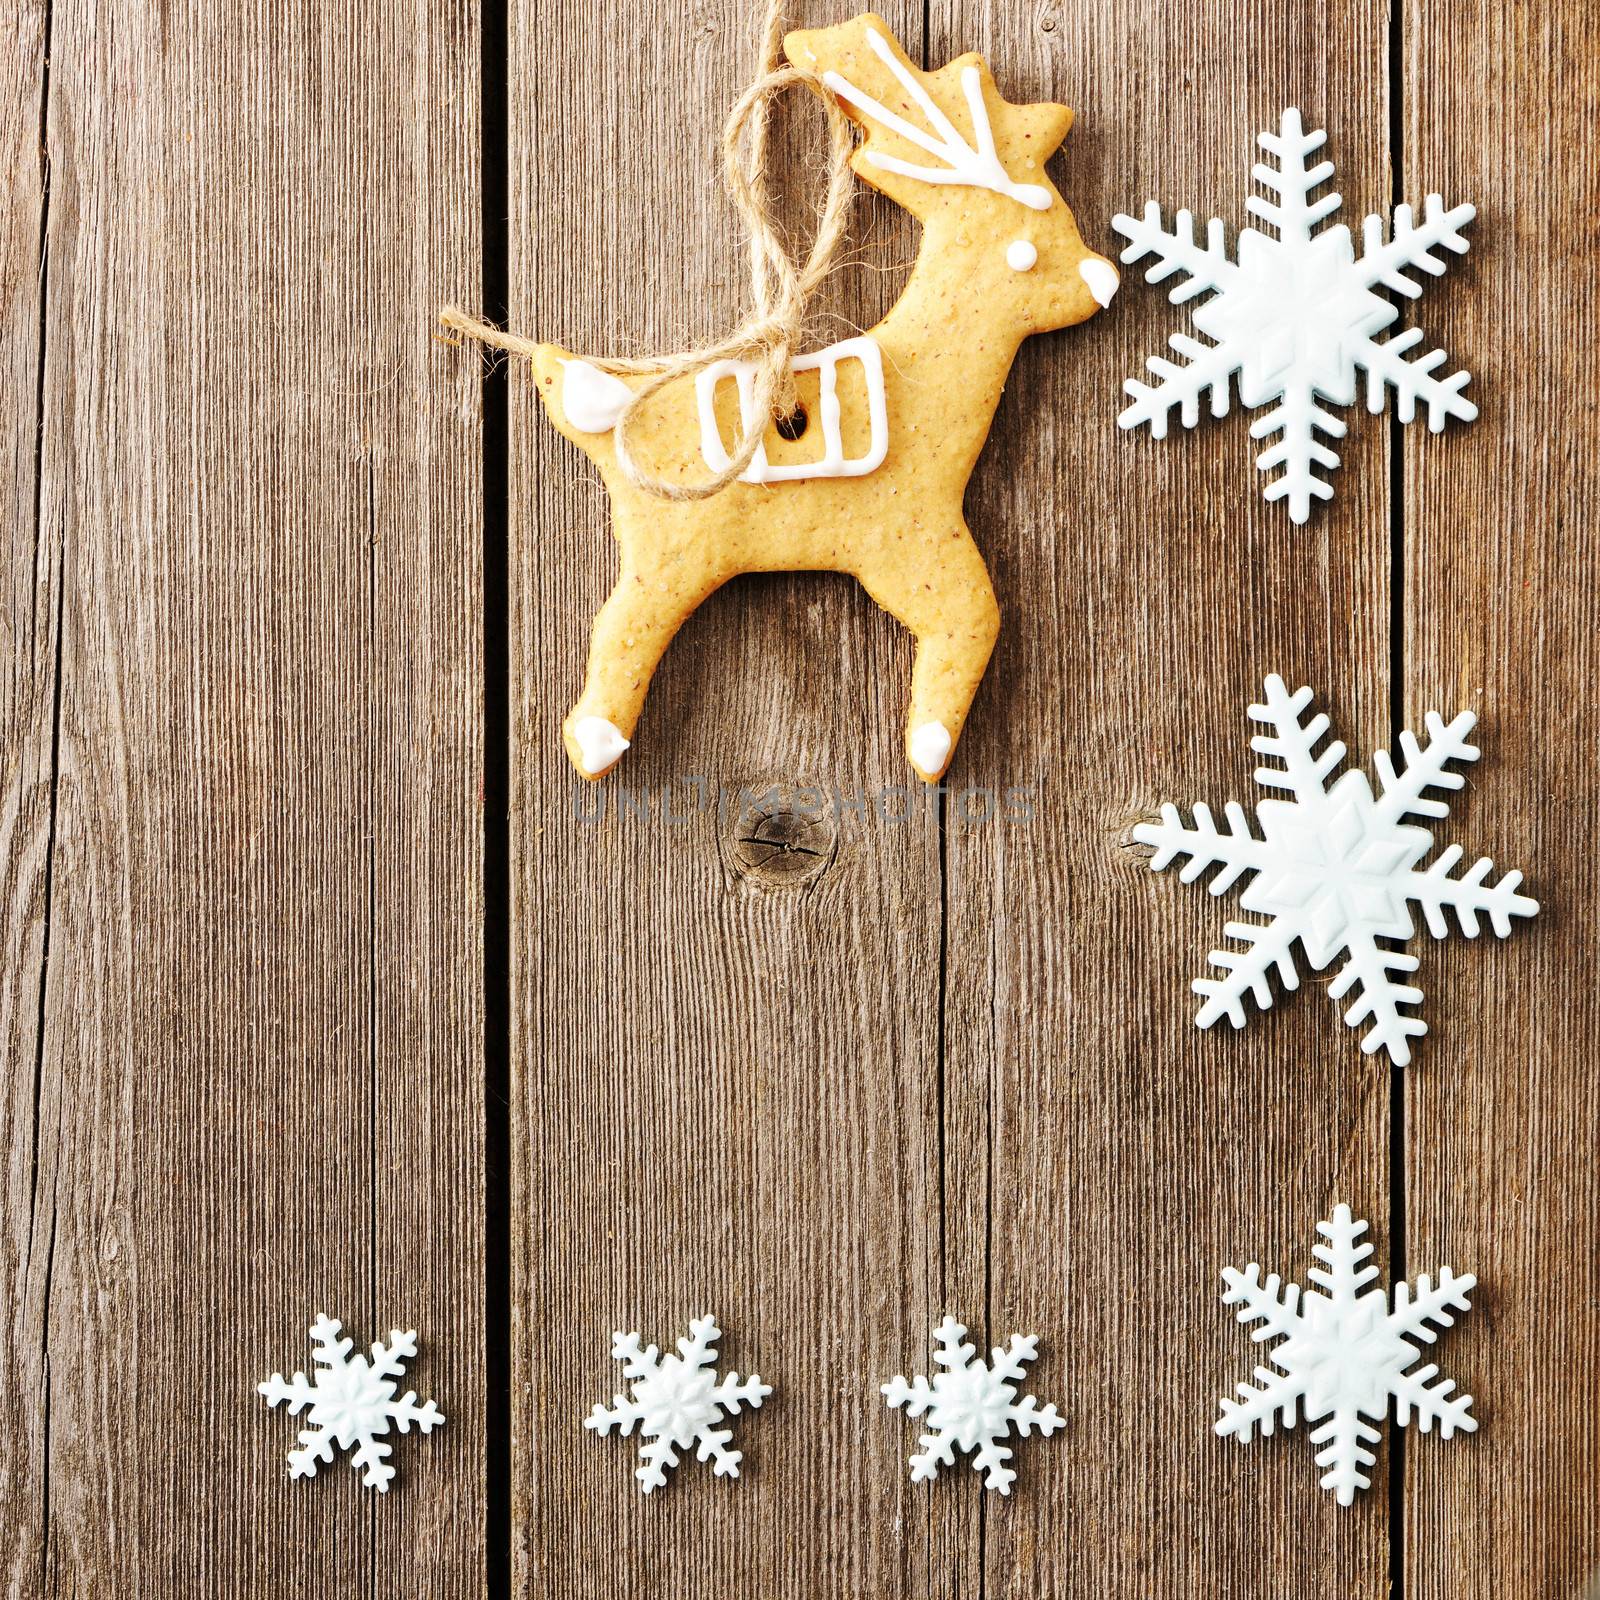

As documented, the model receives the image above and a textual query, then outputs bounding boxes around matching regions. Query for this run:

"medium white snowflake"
[1218,1205,1477,1504]
[585,1313,772,1494]
[258,1314,444,1492]
[1114,107,1477,522]
[1134,674,1538,1065]
[882,1316,1063,1494]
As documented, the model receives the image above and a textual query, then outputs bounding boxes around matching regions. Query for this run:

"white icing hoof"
[560,360,634,434]
[909,721,953,778]
[1078,258,1120,307]
[571,715,630,776]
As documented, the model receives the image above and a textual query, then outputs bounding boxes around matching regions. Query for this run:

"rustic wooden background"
[3,0,1596,1595]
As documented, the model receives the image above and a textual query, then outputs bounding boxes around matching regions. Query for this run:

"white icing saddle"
[561,335,889,485]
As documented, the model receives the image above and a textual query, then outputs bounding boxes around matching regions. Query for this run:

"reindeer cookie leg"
[855,526,1000,783]
[562,555,722,779]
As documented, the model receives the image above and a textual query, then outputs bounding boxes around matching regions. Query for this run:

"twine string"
[439,2,857,501]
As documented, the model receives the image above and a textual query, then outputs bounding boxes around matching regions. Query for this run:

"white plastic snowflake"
[1114,107,1476,522]
[882,1316,1063,1494]
[585,1313,771,1494]
[1218,1205,1477,1504]
[1134,674,1538,1064]
[258,1314,444,1491]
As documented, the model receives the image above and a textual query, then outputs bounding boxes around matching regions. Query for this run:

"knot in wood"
[723,784,838,889]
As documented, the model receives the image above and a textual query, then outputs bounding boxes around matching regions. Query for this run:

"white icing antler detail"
[824,28,1052,212]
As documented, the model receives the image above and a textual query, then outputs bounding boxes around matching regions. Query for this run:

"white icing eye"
[1006,239,1038,272]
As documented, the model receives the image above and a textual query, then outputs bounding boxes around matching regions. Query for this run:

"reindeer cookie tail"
[530,344,640,464]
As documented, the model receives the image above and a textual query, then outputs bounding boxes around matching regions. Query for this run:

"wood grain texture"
[498,1,1474,1596]
[938,3,1393,1594]
[2,0,485,1591]
[506,2,962,1595]
[1404,4,1600,1596]
[1,3,53,1595]
[3,0,1596,1595]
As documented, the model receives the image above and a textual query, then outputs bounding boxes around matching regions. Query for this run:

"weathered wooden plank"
[1404,3,1600,1594]
[505,2,973,1594]
[938,1,1394,1592]
[12,0,484,1590]
[0,4,55,1596]
[10,0,1589,1593]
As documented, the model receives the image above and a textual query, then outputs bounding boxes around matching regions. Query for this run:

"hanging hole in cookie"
[774,402,809,441]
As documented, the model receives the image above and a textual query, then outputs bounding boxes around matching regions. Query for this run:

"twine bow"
[440,2,857,501]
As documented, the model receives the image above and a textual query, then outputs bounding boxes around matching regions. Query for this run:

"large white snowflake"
[258,1314,444,1491]
[585,1313,772,1494]
[882,1316,1063,1494]
[1218,1205,1477,1504]
[1114,107,1477,522]
[1133,674,1538,1064]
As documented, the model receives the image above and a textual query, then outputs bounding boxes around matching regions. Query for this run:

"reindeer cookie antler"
[530,13,1116,781]
[821,25,1053,211]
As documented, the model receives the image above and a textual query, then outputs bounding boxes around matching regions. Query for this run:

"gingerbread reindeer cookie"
[531,15,1116,781]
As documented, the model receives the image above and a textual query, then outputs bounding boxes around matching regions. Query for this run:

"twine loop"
[440,4,857,501]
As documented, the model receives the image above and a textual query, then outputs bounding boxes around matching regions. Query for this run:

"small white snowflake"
[258,1314,444,1492]
[585,1313,771,1494]
[1114,107,1476,522]
[1218,1205,1477,1504]
[882,1316,1063,1494]
[1134,674,1538,1064]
